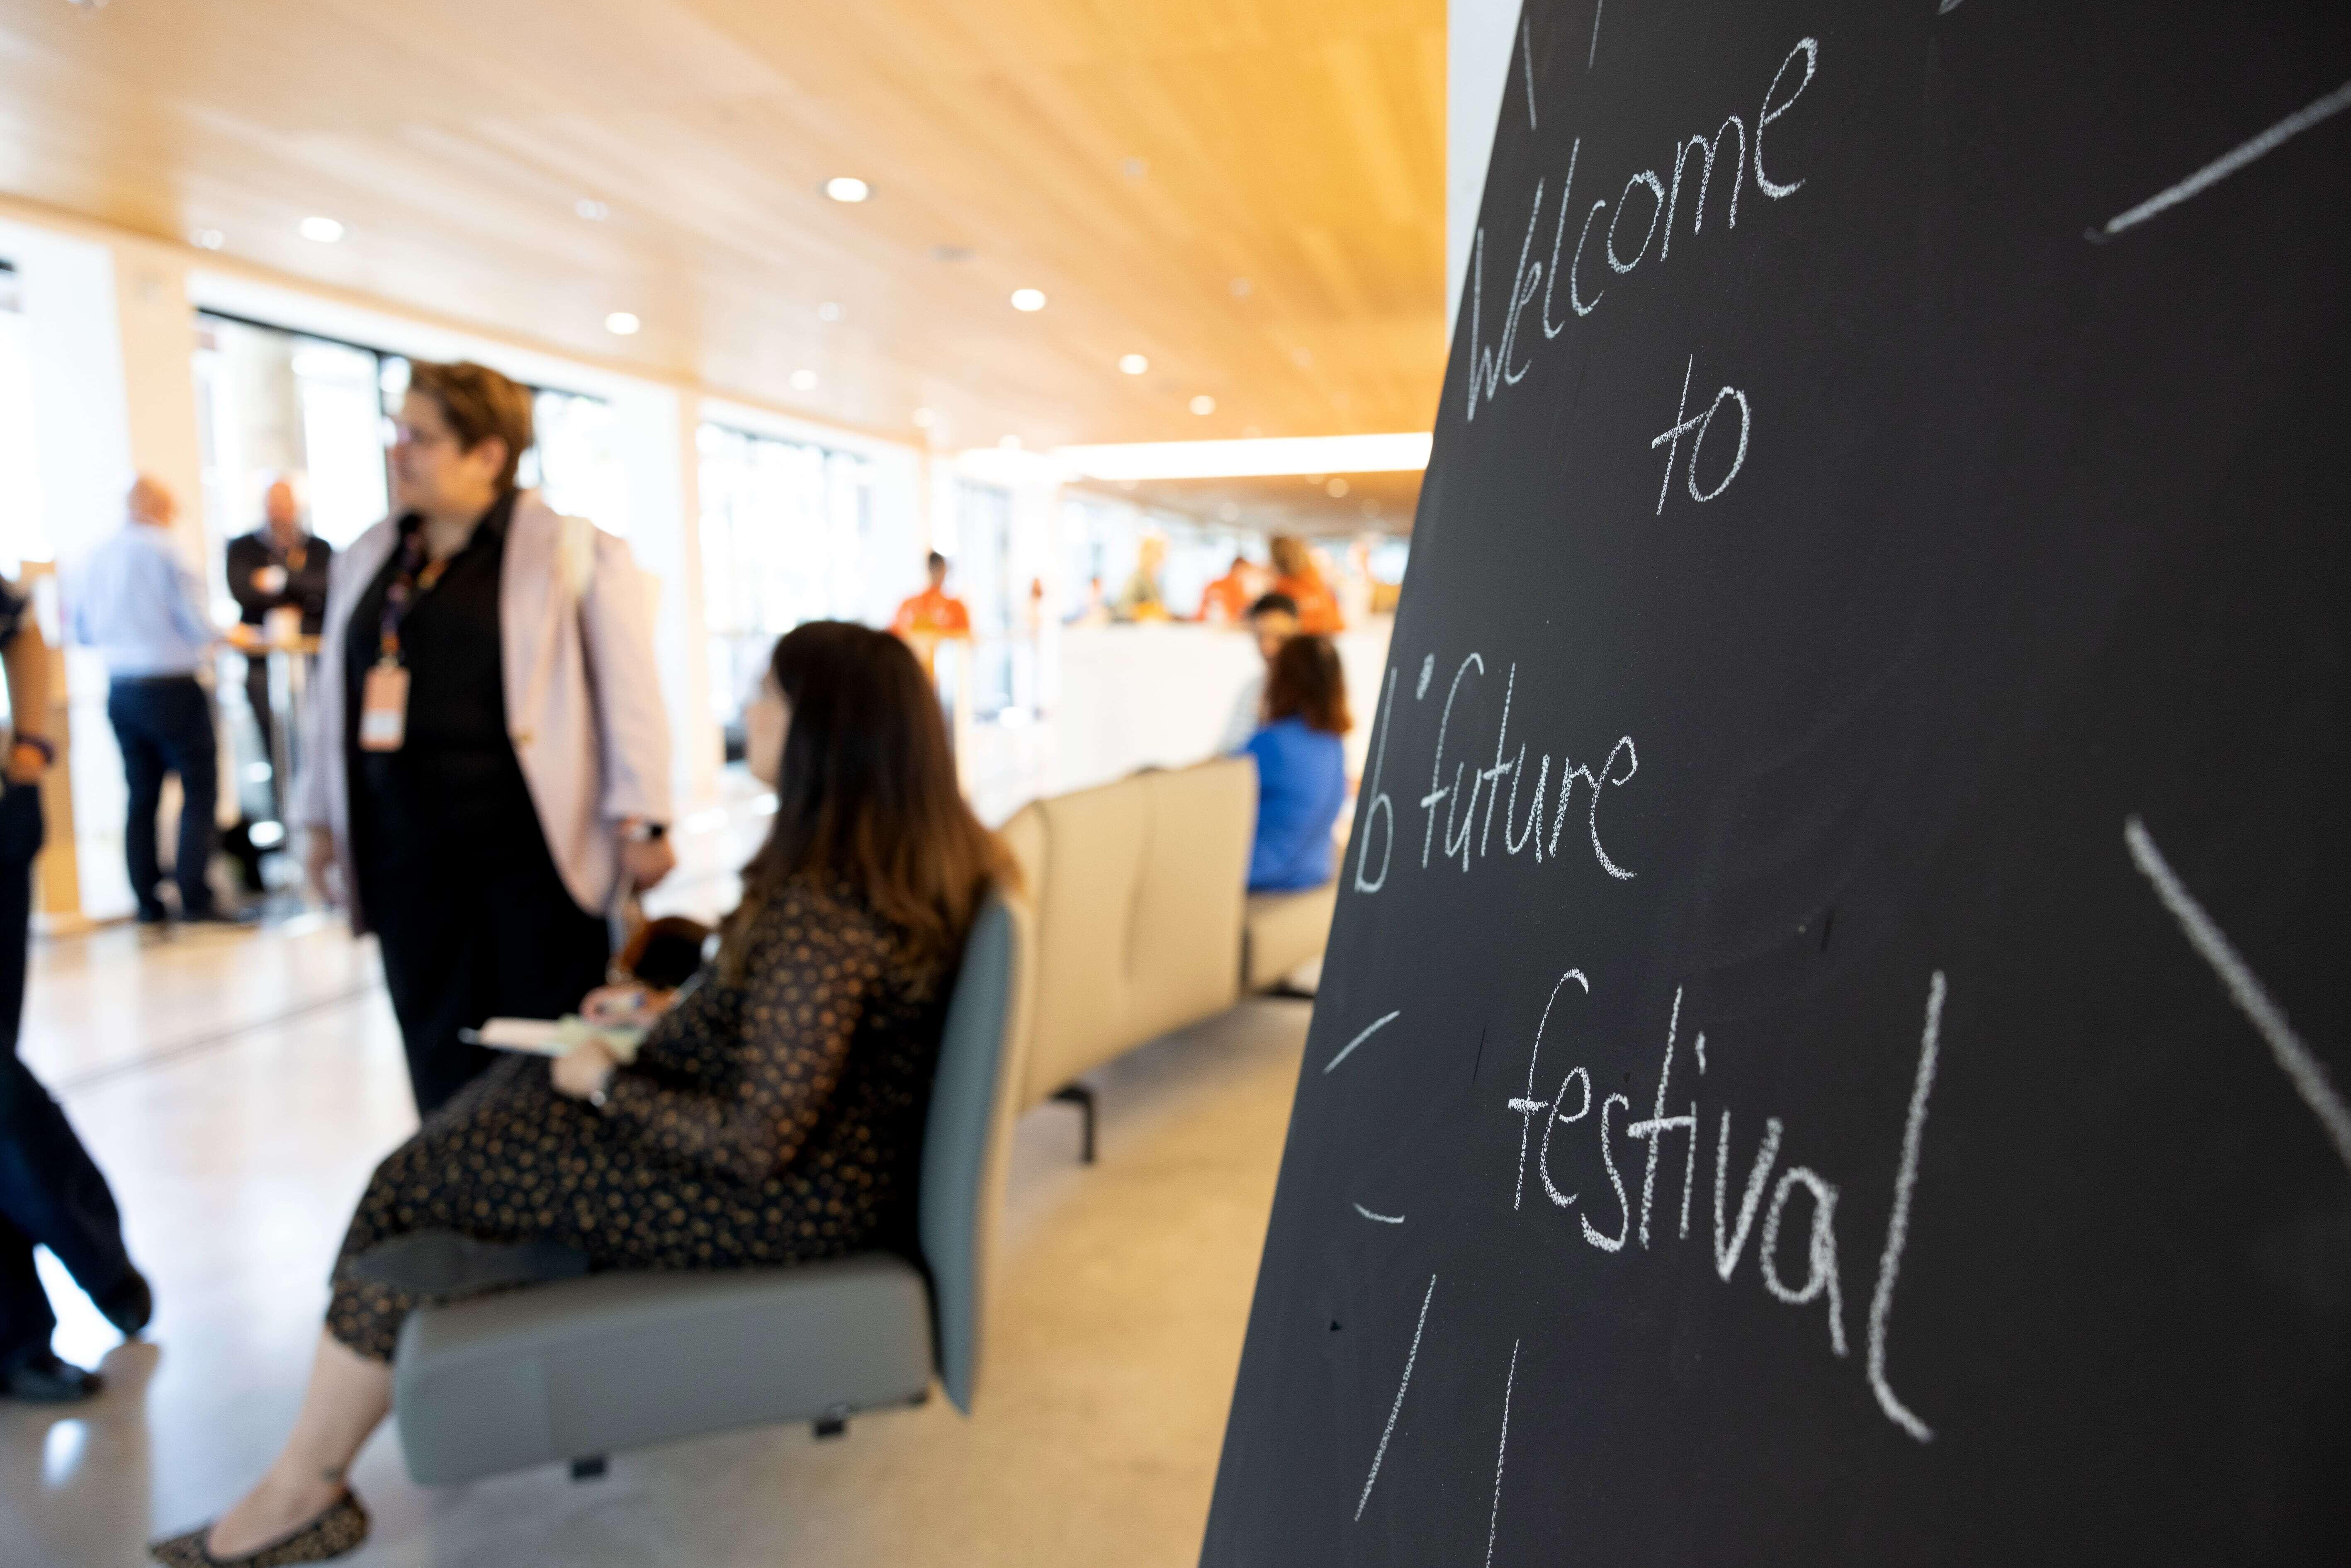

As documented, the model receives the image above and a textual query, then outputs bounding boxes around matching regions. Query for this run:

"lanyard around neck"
[375,525,458,666]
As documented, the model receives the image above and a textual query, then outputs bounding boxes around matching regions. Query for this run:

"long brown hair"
[719,621,1009,982]
[1263,633,1352,734]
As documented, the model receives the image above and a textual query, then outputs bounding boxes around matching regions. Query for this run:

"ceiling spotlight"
[1010,288,1048,313]
[1121,156,1148,180]
[575,197,609,221]
[824,176,872,203]
[930,244,975,264]
[816,301,846,323]
[1229,277,1252,299]
[790,369,819,391]
[1291,346,1314,368]
[1326,477,1350,497]
[1118,353,1150,376]
[912,407,938,428]
[1189,395,1217,416]
[190,228,225,250]
[299,216,345,244]
[603,311,641,336]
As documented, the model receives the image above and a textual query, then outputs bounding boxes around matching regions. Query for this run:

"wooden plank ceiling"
[0,0,1447,493]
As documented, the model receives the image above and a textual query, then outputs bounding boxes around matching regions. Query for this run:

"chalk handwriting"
[1652,352,1753,514]
[1867,972,1946,1442]
[1352,648,1637,895]
[2125,818,2351,1172]
[2093,77,2351,241]
[1464,36,1819,423]
[1325,1009,1404,1075]
[1500,969,1950,1440]
[1483,1339,1522,1568]
[1355,1272,1437,1521]
[1352,668,1398,893]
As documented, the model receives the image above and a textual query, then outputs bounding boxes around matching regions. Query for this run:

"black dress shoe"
[99,1269,156,1337]
[1,1349,104,1402]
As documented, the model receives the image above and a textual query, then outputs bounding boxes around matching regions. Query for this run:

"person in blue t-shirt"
[1237,634,1351,892]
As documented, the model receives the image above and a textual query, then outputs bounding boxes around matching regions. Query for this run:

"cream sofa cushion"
[1242,881,1338,991]
[1005,758,1254,1107]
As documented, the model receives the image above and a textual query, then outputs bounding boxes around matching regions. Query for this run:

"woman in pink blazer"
[290,361,673,1116]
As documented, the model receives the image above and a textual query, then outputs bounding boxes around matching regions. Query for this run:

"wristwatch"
[623,820,668,844]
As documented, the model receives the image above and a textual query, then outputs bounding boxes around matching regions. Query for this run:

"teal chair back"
[915,890,1032,1412]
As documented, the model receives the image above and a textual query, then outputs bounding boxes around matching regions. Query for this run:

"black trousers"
[356,775,610,1120]
[243,656,277,807]
[106,676,219,919]
[0,785,137,1367]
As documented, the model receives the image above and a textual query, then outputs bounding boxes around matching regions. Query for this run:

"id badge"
[359,662,410,752]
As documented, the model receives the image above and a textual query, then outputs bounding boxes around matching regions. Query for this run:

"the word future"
[1507,968,1946,1443]
[1352,654,1639,895]
[1462,34,1820,424]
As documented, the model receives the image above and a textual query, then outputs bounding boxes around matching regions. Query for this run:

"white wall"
[1447,0,1523,328]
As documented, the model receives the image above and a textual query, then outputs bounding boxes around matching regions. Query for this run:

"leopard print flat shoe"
[148,1490,370,1566]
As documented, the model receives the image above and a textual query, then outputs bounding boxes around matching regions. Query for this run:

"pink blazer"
[289,491,673,931]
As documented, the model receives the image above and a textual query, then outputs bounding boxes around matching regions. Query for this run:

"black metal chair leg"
[1051,1083,1098,1164]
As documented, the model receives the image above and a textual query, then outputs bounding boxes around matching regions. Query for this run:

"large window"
[697,422,876,723]
[196,314,628,577]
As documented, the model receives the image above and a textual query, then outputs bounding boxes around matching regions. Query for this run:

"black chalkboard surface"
[1203,2,2349,1562]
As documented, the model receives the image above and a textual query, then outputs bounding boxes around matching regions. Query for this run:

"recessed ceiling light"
[816,301,845,323]
[1189,394,1217,416]
[299,216,344,244]
[603,311,641,336]
[575,197,609,221]
[824,176,872,203]
[1326,477,1350,498]
[1118,353,1149,376]
[1121,156,1148,180]
[1291,346,1314,368]
[998,434,1024,450]
[1010,288,1048,313]
[1229,277,1252,298]
[912,407,938,428]
[190,228,225,250]
[930,245,975,264]
[790,369,819,391]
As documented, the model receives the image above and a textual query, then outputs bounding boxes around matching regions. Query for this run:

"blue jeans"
[107,675,219,919]
[0,783,137,1366]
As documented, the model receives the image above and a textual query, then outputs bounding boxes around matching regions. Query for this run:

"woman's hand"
[580,984,673,1027]
[619,829,676,892]
[550,1038,620,1102]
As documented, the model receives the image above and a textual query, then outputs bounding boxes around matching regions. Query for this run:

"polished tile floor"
[3,898,1311,1565]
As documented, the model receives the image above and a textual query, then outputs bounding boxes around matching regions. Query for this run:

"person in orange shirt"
[1269,535,1344,634]
[891,552,973,639]
[1196,553,1267,625]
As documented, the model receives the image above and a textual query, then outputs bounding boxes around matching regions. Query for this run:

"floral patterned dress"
[327,875,951,1360]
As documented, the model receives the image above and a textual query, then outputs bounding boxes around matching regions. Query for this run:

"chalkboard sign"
[1204,2,2349,1561]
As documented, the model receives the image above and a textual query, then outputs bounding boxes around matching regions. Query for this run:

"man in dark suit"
[224,476,332,800]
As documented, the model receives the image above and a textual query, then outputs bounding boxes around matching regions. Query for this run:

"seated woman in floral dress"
[153,621,1008,1566]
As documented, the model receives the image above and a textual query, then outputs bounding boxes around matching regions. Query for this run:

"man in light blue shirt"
[65,477,240,924]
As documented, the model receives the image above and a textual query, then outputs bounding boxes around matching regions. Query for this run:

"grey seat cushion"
[394,1253,932,1485]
